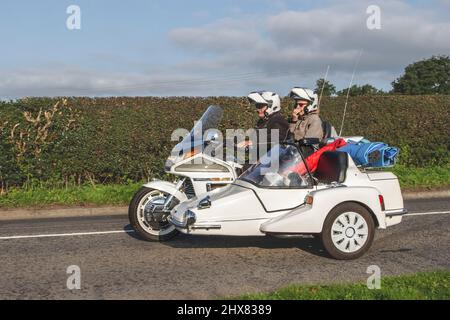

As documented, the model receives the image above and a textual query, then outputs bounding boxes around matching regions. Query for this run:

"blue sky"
[0,0,449,98]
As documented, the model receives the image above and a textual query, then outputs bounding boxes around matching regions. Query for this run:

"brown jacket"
[289,113,323,141]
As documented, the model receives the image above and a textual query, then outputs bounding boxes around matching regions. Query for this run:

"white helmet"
[247,91,281,116]
[289,87,319,114]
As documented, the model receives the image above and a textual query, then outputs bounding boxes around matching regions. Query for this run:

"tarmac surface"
[0,197,449,299]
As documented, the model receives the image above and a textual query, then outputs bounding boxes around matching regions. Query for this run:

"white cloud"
[168,0,450,91]
[0,66,296,99]
[169,18,263,54]
[2,0,449,98]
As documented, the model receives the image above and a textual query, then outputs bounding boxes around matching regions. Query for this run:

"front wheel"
[321,203,375,260]
[129,187,180,241]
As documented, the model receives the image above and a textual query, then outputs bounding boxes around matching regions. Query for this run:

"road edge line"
[0,189,448,221]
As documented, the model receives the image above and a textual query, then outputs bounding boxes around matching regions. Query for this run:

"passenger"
[238,91,289,167]
[288,87,324,142]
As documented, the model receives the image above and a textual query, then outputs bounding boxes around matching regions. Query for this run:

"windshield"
[178,105,223,150]
[240,144,313,188]
[166,105,224,169]
[181,105,223,145]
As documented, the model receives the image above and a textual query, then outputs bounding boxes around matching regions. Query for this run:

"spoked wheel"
[129,187,180,241]
[321,203,375,260]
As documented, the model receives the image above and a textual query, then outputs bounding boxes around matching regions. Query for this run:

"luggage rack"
[358,165,396,171]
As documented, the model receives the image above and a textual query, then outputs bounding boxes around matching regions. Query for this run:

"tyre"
[320,202,375,260]
[128,187,180,242]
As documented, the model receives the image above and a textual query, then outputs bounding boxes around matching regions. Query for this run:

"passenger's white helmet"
[289,87,319,114]
[247,91,281,116]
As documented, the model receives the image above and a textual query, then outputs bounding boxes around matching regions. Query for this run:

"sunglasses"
[294,101,308,108]
[255,104,267,109]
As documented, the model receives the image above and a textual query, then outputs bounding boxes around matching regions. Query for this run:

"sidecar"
[168,142,407,260]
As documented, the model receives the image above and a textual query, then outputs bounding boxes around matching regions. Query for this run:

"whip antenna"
[339,50,363,136]
[317,65,330,110]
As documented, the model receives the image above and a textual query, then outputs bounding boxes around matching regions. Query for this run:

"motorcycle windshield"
[166,105,223,167]
[180,105,223,148]
[240,144,313,188]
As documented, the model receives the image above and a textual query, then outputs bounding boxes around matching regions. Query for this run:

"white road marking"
[0,229,135,240]
[0,210,449,241]
[405,210,450,217]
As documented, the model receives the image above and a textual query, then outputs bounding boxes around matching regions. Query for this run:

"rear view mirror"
[204,130,219,143]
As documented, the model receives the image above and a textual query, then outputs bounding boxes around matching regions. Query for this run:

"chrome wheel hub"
[137,190,177,236]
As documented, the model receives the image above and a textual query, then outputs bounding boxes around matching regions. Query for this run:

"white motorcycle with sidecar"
[129,105,407,259]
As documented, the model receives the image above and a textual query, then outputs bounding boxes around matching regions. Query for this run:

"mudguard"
[260,186,385,234]
[143,180,188,202]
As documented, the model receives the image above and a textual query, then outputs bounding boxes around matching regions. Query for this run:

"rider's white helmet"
[289,87,319,114]
[247,91,281,116]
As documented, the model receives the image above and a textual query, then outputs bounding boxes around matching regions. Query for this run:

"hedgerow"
[0,95,448,190]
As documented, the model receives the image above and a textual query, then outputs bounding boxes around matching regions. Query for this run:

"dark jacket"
[255,111,290,156]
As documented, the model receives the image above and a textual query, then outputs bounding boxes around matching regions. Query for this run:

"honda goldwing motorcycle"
[129,105,243,241]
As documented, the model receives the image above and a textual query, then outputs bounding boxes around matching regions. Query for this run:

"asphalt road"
[0,198,449,299]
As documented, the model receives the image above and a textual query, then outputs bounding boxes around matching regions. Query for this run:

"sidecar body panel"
[260,186,384,235]
[170,183,275,236]
[169,147,405,238]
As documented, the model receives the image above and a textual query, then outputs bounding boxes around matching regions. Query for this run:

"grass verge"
[232,271,450,300]
[0,183,142,209]
[392,165,450,190]
[0,166,448,209]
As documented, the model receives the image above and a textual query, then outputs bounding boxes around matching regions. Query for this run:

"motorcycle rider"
[239,91,289,159]
[288,87,324,141]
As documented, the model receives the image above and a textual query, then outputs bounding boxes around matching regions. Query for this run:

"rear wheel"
[129,187,180,241]
[321,203,375,260]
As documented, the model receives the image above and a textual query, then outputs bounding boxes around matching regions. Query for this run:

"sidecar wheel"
[129,187,179,242]
[320,203,375,260]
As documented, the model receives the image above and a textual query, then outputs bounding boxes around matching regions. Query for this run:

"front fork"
[162,177,186,211]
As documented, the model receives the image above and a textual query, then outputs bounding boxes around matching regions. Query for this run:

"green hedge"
[0,96,449,189]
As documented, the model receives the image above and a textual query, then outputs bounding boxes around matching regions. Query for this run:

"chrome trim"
[168,216,187,228]
[385,208,408,217]
[168,210,197,229]
[185,210,197,226]
[168,216,219,230]
[191,225,221,230]
[197,196,211,210]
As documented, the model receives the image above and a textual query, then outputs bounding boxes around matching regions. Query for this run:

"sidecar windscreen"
[240,145,313,188]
